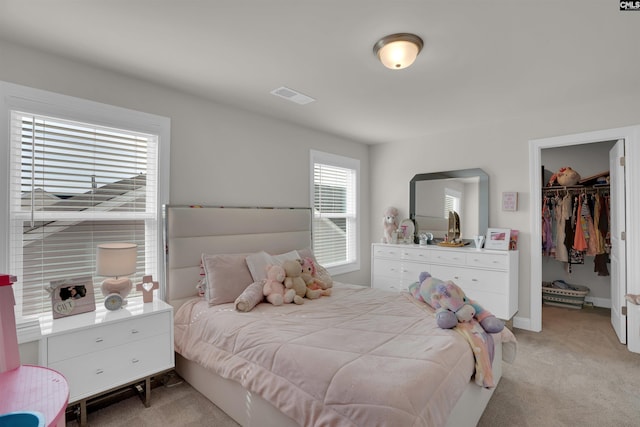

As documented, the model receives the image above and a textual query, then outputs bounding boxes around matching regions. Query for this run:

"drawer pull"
[95,338,103,343]
[95,369,104,375]
[131,358,140,364]
[454,276,460,279]
[131,329,139,334]
[472,279,479,282]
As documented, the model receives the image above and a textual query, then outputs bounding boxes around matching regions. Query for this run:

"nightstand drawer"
[51,333,172,402]
[48,311,172,363]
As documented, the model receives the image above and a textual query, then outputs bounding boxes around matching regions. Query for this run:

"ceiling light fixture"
[373,33,424,70]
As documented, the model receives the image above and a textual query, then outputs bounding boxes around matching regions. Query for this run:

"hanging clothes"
[573,194,588,252]
[542,197,554,256]
[554,194,569,263]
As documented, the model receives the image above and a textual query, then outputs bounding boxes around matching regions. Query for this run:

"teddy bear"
[282,259,307,304]
[381,206,399,244]
[262,264,296,306]
[281,259,309,304]
[300,257,331,296]
[409,272,504,333]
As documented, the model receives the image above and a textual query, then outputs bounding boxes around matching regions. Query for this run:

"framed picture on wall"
[485,228,511,251]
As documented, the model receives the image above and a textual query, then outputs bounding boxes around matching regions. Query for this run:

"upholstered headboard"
[163,206,312,310]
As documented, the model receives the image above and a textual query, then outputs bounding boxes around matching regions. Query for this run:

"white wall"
[370,96,640,325]
[0,41,370,289]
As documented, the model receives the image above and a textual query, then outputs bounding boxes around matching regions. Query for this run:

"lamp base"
[101,277,132,310]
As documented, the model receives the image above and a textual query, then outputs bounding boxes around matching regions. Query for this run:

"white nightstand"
[38,297,174,425]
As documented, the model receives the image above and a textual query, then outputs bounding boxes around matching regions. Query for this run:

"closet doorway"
[540,141,616,337]
[529,125,640,353]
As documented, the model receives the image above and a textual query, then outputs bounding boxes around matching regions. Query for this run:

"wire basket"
[542,281,590,309]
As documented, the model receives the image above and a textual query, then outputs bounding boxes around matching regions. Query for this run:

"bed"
[164,206,514,427]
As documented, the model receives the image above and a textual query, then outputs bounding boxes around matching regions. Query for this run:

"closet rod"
[542,185,609,195]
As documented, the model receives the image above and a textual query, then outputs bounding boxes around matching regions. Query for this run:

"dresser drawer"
[465,253,508,270]
[372,245,402,260]
[399,261,428,286]
[51,333,172,402]
[399,247,430,263]
[462,290,510,320]
[48,311,172,363]
[373,258,402,277]
[430,265,508,295]
[430,250,466,266]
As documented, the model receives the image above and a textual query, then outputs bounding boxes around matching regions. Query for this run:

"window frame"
[0,81,170,323]
[309,149,360,276]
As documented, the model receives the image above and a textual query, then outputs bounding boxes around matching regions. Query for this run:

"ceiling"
[1,1,638,145]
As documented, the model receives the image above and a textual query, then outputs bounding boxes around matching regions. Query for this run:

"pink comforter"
[175,283,489,426]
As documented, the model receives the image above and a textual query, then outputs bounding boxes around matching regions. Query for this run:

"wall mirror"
[409,168,489,243]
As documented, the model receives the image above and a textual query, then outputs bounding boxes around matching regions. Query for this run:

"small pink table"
[0,365,69,427]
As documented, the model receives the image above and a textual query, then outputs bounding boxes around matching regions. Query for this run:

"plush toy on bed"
[382,206,399,244]
[300,257,332,297]
[262,264,296,306]
[282,259,314,303]
[410,272,504,333]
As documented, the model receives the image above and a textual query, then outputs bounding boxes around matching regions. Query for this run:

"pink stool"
[0,365,69,427]
[1,275,69,426]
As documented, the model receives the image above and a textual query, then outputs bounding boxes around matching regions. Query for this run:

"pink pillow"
[201,253,253,306]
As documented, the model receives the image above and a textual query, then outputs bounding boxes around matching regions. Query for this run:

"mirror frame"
[409,168,489,242]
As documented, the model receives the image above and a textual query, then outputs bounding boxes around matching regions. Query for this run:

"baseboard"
[585,296,611,308]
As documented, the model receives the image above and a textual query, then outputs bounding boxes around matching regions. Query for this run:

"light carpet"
[70,305,640,426]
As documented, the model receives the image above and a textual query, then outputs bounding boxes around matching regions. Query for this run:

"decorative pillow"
[201,253,254,306]
[234,281,265,312]
[245,250,300,282]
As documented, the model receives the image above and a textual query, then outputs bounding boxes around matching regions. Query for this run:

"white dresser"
[39,297,174,424]
[371,243,519,319]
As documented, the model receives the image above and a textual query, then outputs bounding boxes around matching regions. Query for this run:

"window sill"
[327,261,360,277]
[16,318,42,344]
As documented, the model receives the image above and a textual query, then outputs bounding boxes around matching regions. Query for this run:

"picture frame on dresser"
[485,228,511,250]
[50,276,95,319]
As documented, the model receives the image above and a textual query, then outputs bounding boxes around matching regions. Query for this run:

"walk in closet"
[541,141,616,311]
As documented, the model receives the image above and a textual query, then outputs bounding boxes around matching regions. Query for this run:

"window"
[444,188,462,218]
[0,82,170,319]
[310,150,359,274]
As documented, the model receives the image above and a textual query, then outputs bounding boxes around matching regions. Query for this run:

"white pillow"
[246,250,300,282]
[201,253,254,306]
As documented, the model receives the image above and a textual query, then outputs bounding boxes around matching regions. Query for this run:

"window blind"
[8,111,159,317]
[312,160,357,268]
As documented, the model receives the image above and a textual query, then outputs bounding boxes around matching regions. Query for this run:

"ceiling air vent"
[270,86,315,105]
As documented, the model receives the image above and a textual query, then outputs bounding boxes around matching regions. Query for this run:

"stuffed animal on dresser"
[382,206,399,243]
[409,272,504,333]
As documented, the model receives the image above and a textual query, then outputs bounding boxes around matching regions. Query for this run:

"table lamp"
[96,243,137,310]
